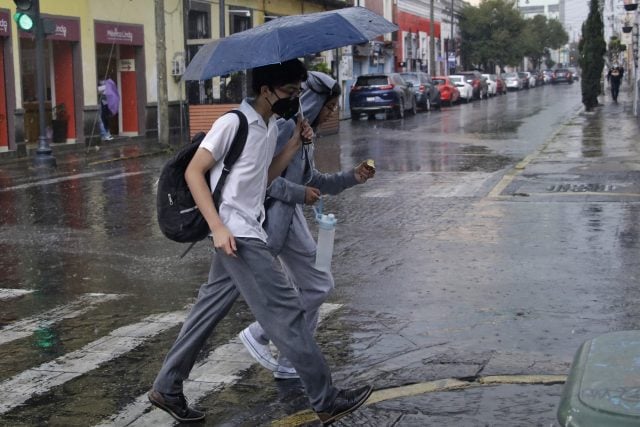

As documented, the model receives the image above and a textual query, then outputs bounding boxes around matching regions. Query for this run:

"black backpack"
[156,110,248,245]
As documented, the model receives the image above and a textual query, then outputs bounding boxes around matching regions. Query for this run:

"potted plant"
[51,103,69,143]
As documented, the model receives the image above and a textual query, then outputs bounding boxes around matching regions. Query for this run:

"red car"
[433,76,460,105]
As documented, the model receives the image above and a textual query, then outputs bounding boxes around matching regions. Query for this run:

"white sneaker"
[238,328,278,371]
[273,365,299,380]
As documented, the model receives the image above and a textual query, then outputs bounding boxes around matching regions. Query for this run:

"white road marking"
[0,288,34,301]
[0,170,148,192]
[0,293,125,346]
[0,310,188,414]
[97,303,343,427]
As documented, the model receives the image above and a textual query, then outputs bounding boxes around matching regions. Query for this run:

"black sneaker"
[148,389,205,423]
[315,385,373,425]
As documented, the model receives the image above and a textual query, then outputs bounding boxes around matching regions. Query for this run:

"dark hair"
[251,59,308,95]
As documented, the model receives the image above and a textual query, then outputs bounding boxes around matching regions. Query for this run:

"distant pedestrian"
[607,63,624,102]
[148,60,372,425]
[239,71,375,380]
[97,78,119,140]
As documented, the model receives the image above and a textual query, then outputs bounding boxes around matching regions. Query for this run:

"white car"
[448,75,473,103]
[482,74,497,96]
[502,72,522,90]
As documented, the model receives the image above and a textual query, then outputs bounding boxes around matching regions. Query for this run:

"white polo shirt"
[199,99,278,242]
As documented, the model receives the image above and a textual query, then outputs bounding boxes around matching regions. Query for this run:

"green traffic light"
[14,11,34,32]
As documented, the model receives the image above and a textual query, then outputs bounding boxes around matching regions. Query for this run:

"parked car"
[517,72,530,89]
[400,71,441,111]
[503,72,522,90]
[568,66,580,81]
[534,71,546,86]
[495,74,507,94]
[349,73,417,120]
[457,70,488,99]
[449,75,474,103]
[542,70,554,84]
[482,74,498,96]
[433,76,460,105]
[552,68,574,84]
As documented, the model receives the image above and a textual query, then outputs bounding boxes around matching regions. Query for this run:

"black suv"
[349,73,417,120]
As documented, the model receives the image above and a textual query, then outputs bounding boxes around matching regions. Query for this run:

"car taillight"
[419,84,425,92]
[379,84,394,90]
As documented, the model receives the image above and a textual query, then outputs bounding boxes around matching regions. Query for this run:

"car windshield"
[355,76,389,86]
[432,79,446,85]
[449,76,463,83]
[400,74,419,84]
[503,73,517,78]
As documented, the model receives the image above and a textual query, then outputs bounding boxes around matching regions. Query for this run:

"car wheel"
[350,110,359,121]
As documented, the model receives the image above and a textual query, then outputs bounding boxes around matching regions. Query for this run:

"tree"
[578,0,606,111]
[519,15,568,70]
[459,0,524,71]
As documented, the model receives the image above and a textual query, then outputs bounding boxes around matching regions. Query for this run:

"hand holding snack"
[355,159,375,183]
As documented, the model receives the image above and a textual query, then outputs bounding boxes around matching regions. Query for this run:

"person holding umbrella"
[148,60,372,425]
[239,71,375,379]
[97,78,119,141]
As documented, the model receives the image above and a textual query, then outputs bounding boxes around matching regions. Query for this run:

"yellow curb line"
[493,192,640,199]
[486,108,582,199]
[271,375,567,426]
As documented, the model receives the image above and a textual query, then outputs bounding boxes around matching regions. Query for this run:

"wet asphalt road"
[1,82,639,426]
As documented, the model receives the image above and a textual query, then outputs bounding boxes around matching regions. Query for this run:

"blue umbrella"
[182,7,398,80]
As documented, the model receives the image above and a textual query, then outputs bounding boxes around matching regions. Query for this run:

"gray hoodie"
[264,72,359,255]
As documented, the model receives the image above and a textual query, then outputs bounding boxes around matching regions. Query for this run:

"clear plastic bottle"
[315,213,337,272]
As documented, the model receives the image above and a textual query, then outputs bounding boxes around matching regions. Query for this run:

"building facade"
[0,0,349,154]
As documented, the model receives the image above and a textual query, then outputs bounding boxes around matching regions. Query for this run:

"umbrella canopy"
[182,7,398,80]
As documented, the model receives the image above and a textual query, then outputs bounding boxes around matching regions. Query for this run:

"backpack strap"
[212,110,248,211]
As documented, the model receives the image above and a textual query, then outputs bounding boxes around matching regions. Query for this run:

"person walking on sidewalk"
[607,63,624,102]
[97,78,119,141]
[239,71,375,380]
[148,60,372,425]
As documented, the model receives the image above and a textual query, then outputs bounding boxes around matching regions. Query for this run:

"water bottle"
[314,199,337,272]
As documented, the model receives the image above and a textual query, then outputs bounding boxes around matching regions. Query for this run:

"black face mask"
[268,90,300,120]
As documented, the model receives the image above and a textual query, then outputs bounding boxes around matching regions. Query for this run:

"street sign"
[118,59,135,72]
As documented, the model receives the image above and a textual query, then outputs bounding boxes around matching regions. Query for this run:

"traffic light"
[13,0,35,33]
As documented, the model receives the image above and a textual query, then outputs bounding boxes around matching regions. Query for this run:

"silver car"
[503,72,522,90]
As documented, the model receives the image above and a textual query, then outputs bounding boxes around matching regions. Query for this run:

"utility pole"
[450,0,455,74]
[155,0,169,145]
[219,0,225,102]
[429,0,436,76]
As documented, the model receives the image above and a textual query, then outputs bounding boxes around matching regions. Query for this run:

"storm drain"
[547,183,616,193]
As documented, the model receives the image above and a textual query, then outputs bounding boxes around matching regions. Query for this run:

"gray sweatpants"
[152,237,338,411]
[249,241,335,354]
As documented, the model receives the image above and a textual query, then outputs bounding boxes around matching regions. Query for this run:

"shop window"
[19,38,52,103]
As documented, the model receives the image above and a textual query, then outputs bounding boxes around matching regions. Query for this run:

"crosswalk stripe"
[0,288,34,301]
[0,293,125,346]
[97,303,343,426]
[0,309,188,414]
